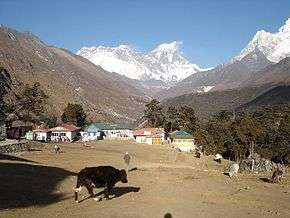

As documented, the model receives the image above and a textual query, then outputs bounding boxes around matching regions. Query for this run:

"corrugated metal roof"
[170,130,194,139]
[89,123,132,130]
[83,124,100,132]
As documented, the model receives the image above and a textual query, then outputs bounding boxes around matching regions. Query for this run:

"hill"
[162,85,272,119]
[0,27,149,123]
[239,85,290,111]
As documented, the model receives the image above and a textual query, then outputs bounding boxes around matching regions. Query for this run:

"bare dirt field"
[0,140,289,218]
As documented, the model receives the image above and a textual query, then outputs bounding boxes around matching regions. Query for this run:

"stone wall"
[0,123,6,140]
[0,140,29,153]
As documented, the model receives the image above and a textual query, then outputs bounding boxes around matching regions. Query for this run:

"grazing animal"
[74,166,128,203]
[214,153,223,163]
[228,163,239,178]
[271,165,284,183]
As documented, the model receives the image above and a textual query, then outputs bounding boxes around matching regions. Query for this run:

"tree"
[205,117,233,156]
[61,103,86,127]
[143,99,164,127]
[203,110,238,159]
[275,112,290,154]
[5,82,49,126]
[164,106,180,132]
[231,114,262,160]
[178,105,199,134]
[194,127,214,155]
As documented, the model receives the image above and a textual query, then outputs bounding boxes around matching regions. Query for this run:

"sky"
[0,0,289,68]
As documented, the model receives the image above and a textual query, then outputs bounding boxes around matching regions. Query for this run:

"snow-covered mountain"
[233,18,290,63]
[158,18,290,100]
[76,41,210,84]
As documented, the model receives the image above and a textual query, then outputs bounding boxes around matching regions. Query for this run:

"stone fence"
[0,140,29,153]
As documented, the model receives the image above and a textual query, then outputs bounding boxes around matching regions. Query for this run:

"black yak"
[74,166,128,202]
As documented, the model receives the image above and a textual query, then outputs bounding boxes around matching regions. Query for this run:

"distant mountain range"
[76,41,211,85]
[1,18,290,123]
[157,18,290,100]
[77,18,290,101]
[0,27,149,122]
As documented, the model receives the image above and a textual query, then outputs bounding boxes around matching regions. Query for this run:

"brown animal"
[271,165,284,183]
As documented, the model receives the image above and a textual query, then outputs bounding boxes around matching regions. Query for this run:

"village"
[0,115,289,218]
[3,120,196,153]
[0,83,289,218]
[1,1,290,217]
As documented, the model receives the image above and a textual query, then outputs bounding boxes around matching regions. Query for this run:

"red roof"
[49,124,80,132]
[133,128,164,137]
[33,128,51,133]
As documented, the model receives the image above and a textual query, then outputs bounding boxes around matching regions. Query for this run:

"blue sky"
[0,0,289,68]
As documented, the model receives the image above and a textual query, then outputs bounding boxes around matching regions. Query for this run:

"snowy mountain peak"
[77,41,208,83]
[151,41,181,56]
[279,18,290,33]
[233,17,290,63]
[117,44,132,50]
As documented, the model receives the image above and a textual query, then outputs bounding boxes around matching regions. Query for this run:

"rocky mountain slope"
[158,49,273,99]
[162,56,290,118]
[76,41,210,86]
[0,27,149,123]
[162,85,272,119]
[158,18,290,100]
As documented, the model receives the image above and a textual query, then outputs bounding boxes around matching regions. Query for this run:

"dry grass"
[0,140,289,218]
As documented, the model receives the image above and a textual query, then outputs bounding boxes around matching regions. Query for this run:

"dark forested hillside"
[239,86,290,111]
[162,85,272,119]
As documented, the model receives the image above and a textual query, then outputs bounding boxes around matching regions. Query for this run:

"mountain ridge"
[0,26,149,123]
[157,18,290,100]
[76,41,210,84]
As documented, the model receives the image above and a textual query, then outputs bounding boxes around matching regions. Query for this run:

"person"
[54,144,61,154]
[123,152,131,173]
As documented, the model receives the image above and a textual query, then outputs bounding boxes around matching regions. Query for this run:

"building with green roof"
[169,130,196,152]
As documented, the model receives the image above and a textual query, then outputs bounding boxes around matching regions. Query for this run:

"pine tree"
[143,99,164,127]
[61,103,86,127]
[178,105,199,134]
[164,106,180,132]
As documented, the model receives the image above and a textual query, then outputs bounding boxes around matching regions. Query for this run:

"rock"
[240,153,273,173]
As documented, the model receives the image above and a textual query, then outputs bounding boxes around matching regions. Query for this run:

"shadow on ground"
[110,186,140,198]
[78,186,140,203]
[0,153,37,163]
[259,177,271,183]
[0,162,76,209]
[129,167,147,172]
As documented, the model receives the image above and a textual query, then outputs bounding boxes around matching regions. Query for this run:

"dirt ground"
[0,140,289,218]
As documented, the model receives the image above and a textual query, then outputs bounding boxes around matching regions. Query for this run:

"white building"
[32,129,52,142]
[90,123,133,140]
[49,124,80,142]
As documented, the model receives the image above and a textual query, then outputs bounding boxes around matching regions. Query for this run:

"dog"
[271,164,284,183]
[74,166,128,202]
